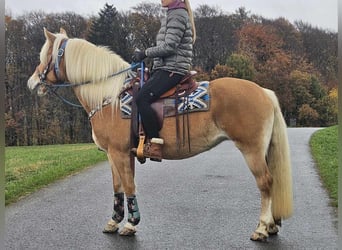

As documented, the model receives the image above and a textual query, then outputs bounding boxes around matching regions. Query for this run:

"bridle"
[38,39,68,86]
[36,38,141,109]
[37,56,52,84]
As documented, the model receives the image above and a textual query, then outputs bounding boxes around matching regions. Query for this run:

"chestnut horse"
[28,28,292,241]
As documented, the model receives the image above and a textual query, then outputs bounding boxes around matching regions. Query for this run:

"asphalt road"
[5,128,338,249]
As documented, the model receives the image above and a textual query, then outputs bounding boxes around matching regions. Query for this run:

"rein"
[49,62,140,88]
[48,87,83,108]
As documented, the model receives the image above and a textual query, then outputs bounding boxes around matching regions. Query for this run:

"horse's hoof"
[102,219,119,233]
[268,224,279,235]
[119,223,136,236]
[250,232,268,242]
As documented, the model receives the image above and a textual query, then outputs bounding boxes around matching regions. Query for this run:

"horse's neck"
[74,83,119,118]
[66,39,131,111]
[73,88,91,113]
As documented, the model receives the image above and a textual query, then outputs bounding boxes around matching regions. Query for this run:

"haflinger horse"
[28,28,293,242]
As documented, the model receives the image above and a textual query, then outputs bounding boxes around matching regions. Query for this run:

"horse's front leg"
[120,194,141,236]
[103,151,140,236]
[102,154,125,234]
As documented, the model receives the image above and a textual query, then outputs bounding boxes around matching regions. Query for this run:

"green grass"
[5,128,338,208]
[310,126,338,207]
[5,144,107,205]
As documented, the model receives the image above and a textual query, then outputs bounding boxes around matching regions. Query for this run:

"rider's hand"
[132,50,147,62]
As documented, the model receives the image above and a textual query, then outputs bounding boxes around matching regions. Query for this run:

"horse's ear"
[60,28,68,36]
[44,28,56,43]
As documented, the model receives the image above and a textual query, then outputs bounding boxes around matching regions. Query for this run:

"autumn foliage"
[5,4,337,146]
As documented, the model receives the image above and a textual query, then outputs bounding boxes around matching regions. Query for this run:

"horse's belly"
[162,128,229,159]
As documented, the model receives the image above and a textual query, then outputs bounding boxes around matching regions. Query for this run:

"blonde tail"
[264,89,293,219]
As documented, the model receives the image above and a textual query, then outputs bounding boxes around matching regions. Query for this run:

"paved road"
[5,128,338,249]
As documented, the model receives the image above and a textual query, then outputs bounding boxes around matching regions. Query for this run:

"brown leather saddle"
[152,70,198,127]
[160,70,198,98]
[121,69,198,163]
[120,70,198,128]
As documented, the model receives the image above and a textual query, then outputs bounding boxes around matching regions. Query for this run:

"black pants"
[136,69,184,138]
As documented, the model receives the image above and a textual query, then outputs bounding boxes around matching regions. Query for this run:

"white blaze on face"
[27,72,40,92]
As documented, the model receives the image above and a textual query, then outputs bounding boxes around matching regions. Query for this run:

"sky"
[5,0,337,31]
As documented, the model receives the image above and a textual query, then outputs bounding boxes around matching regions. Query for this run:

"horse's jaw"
[27,74,48,96]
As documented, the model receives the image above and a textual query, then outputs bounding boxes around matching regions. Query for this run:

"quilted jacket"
[145,8,193,75]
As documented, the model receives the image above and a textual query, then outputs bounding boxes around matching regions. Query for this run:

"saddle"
[160,70,198,98]
[120,70,198,127]
[121,69,198,163]
[121,70,198,99]
[152,70,198,126]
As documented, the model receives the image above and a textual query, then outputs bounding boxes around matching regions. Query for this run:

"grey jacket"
[145,8,193,75]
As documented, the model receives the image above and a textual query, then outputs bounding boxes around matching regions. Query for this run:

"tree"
[264,17,304,57]
[87,3,130,60]
[193,5,238,71]
[5,5,338,147]
[298,104,319,127]
[210,64,234,80]
[296,21,338,88]
[5,17,29,145]
[236,22,295,121]
[288,70,334,126]
[195,4,223,18]
[237,23,286,67]
[5,12,91,146]
[225,53,255,80]
[314,88,338,126]
[128,2,161,64]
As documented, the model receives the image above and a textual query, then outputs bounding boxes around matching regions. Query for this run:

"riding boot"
[143,138,164,162]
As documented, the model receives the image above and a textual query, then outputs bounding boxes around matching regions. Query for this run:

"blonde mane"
[42,35,131,110]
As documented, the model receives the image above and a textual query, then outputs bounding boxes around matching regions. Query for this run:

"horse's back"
[209,77,271,106]
[209,77,274,116]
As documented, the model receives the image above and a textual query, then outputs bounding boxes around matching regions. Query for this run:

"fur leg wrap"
[127,195,140,226]
[112,192,125,223]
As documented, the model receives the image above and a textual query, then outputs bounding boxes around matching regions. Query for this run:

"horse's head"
[27,28,69,96]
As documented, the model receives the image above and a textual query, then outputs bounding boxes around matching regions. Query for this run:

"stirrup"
[131,135,146,164]
[136,135,145,159]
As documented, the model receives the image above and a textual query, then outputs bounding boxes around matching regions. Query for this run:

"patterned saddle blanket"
[120,81,210,119]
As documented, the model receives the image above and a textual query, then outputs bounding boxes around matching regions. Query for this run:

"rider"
[132,0,196,161]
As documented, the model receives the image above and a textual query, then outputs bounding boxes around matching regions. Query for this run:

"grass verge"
[5,128,337,207]
[5,143,107,205]
[310,126,338,207]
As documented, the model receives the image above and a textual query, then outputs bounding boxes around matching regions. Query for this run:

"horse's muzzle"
[27,75,48,96]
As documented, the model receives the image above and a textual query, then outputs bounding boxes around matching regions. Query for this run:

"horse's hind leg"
[243,151,277,241]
